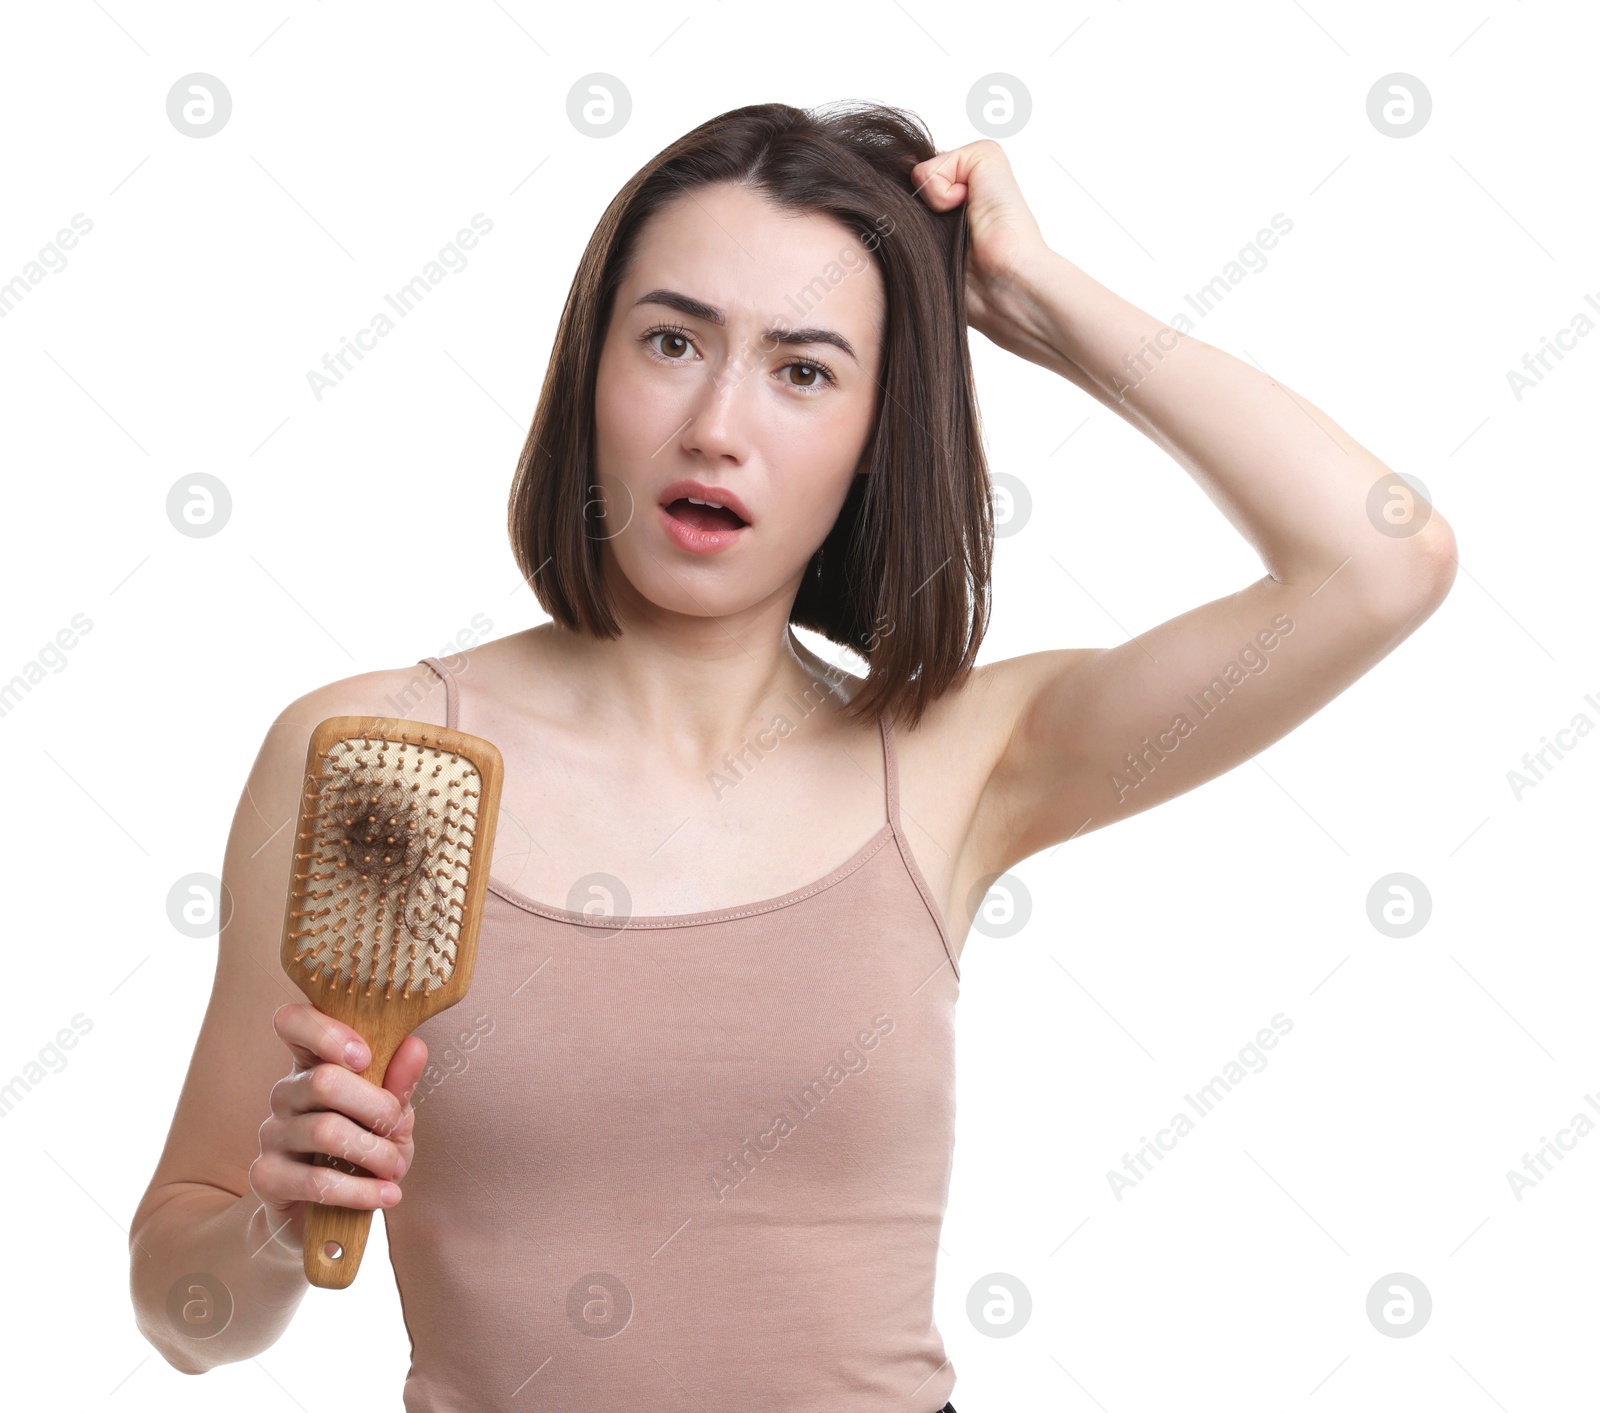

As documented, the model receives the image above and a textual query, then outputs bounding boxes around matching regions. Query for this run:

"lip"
[657,479,754,527]
[657,503,749,555]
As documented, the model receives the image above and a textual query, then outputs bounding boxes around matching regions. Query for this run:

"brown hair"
[507,99,993,728]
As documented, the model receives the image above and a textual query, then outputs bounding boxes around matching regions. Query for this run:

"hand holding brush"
[271,714,503,1288]
[250,999,429,1264]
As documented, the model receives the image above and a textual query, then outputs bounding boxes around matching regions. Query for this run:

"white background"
[1,1,1594,1408]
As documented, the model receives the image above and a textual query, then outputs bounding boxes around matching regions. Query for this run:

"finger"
[912,143,993,209]
[258,1152,402,1212]
[287,1108,410,1181]
[279,1059,408,1145]
[273,1001,372,1074]
[382,1033,430,1109]
[911,151,966,209]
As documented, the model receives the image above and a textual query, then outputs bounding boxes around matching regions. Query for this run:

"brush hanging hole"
[321,1240,344,1261]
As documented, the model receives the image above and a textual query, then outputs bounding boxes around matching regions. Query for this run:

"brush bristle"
[286,734,482,995]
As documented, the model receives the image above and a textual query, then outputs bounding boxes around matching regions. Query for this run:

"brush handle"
[302,1030,406,1289]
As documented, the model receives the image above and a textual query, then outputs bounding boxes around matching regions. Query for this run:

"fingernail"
[380,1183,402,1205]
[395,1156,408,1179]
[344,1041,368,1067]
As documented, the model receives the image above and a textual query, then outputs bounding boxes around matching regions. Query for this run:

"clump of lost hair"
[507,99,994,729]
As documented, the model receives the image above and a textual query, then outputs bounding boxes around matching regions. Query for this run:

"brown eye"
[643,328,696,361]
[779,358,835,395]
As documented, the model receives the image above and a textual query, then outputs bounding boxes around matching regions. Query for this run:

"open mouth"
[662,498,748,532]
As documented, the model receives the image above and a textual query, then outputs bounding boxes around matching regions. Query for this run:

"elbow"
[1402,510,1458,612]
[128,1223,214,1376]
[130,1299,211,1376]
[1357,508,1458,626]
[1416,510,1459,607]
[157,1343,210,1377]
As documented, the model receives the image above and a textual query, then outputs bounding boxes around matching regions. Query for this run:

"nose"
[677,346,760,463]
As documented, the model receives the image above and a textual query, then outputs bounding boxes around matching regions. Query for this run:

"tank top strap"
[417,656,459,730]
[878,707,901,828]
[876,706,961,982]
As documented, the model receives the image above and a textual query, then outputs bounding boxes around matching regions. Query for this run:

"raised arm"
[912,141,1457,874]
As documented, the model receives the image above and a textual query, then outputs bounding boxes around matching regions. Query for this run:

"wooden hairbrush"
[278,715,503,1289]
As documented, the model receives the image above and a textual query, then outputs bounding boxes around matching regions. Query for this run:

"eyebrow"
[630,288,859,364]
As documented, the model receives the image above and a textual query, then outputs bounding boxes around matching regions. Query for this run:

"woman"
[130,101,1455,1409]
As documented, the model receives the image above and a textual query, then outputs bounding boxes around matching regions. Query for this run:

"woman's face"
[591,182,886,624]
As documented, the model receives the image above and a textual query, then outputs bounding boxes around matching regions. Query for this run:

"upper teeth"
[687,496,725,509]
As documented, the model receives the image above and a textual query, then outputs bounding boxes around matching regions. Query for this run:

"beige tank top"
[384,656,962,1411]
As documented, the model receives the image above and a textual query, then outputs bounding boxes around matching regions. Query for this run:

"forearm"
[996,247,1453,593]
[130,1185,309,1373]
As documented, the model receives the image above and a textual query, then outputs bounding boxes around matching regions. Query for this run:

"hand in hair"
[910,139,1050,351]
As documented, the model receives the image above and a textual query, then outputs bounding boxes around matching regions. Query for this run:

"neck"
[545,569,853,763]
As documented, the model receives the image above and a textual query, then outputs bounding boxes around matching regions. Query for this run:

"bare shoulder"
[265,630,569,760]
[269,659,455,737]
[265,628,562,764]
[230,655,467,847]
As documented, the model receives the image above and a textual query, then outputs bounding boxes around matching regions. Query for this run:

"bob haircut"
[508,99,994,729]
